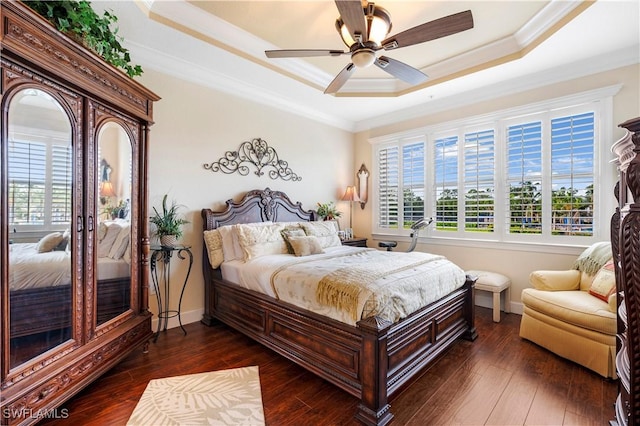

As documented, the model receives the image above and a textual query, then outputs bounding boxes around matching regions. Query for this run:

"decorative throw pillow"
[36,232,64,253]
[281,226,306,254]
[203,229,224,268]
[589,259,616,302]
[287,235,324,257]
[300,221,341,248]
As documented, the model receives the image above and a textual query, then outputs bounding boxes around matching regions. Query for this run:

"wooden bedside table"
[341,237,367,247]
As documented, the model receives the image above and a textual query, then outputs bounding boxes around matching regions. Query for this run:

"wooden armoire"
[611,116,640,426]
[1,1,159,424]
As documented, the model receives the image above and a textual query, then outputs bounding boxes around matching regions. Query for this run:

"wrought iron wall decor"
[203,138,302,181]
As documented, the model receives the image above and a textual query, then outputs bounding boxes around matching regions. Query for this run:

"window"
[377,139,425,230]
[8,139,72,230]
[372,87,614,245]
[464,129,495,233]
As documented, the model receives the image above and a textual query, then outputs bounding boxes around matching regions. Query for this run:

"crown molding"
[354,46,638,132]
[127,40,356,131]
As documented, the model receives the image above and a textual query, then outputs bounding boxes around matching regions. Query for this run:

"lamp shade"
[341,185,361,202]
[99,181,116,198]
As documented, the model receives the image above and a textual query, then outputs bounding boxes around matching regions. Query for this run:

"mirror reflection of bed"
[95,122,133,326]
[6,92,133,368]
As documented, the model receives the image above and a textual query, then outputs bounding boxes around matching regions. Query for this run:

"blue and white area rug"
[126,366,265,425]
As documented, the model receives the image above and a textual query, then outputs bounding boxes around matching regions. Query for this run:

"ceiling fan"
[265,1,474,94]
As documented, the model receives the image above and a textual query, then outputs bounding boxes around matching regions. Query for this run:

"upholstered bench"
[466,270,511,322]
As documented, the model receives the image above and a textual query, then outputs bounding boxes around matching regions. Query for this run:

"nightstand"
[341,237,367,247]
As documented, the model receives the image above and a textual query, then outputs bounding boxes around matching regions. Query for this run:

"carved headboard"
[201,188,317,232]
[200,188,317,278]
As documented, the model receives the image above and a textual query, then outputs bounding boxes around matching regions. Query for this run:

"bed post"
[201,209,216,326]
[463,276,478,341]
[355,316,394,426]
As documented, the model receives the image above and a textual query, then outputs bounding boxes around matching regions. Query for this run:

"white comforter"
[221,246,466,326]
[9,243,130,291]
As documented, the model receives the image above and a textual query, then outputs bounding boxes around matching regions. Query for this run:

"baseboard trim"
[151,308,204,332]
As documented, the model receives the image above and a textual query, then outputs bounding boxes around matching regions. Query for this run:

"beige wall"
[139,69,354,324]
[353,64,640,313]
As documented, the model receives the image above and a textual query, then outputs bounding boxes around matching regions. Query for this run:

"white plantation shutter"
[8,141,47,226]
[378,145,399,229]
[402,142,425,228]
[464,129,494,232]
[550,112,594,236]
[507,121,542,234]
[8,140,72,228]
[434,135,458,231]
[51,144,73,224]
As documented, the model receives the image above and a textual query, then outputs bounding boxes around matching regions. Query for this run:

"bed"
[9,221,132,338]
[201,188,477,426]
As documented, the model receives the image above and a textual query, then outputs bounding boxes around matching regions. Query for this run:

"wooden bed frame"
[201,188,477,425]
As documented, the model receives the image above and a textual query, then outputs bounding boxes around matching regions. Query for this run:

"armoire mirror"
[96,122,132,325]
[6,88,73,369]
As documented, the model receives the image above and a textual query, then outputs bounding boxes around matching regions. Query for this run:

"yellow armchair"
[519,242,616,378]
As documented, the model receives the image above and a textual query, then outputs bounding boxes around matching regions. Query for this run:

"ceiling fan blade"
[381,10,473,50]
[265,49,347,58]
[375,56,428,85]
[324,63,356,94]
[335,0,368,43]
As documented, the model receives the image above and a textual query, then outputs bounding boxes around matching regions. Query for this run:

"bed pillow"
[288,235,323,257]
[217,225,240,262]
[36,232,64,253]
[98,223,122,258]
[54,228,71,251]
[203,229,224,268]
[236,222,288,261]
[98,222,108,242]
[589,259,616,301]
[300,221,341,248]
[109,224,130,259]
[281,225,306,254]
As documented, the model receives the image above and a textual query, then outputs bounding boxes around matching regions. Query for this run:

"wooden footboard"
[205,274,476,425]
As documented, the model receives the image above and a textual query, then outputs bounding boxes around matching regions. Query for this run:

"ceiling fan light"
[368,6,391,46]
[351,49,376,68]
[335,3,391,48]
[337,19,356,47]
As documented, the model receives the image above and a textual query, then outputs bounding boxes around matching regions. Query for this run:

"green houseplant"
[24,0,143,78]
[316,201,342,221]
[150,194,189,247]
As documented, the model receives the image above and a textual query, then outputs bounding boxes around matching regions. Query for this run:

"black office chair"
[378,217,434,253]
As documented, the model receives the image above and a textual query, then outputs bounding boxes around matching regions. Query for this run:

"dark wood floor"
[42,307,617,425]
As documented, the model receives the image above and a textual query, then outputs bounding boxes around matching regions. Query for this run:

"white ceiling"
[98,0,640,132]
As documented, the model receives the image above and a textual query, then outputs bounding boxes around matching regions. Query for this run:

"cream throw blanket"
[270,249,466,325]
[573,242,612,275]
[316,252,444,321]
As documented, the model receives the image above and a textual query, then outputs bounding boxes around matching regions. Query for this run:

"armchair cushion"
[530,270,581,291]
[521,289,616,335]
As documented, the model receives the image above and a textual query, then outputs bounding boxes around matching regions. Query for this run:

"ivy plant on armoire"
[1,1,160,424]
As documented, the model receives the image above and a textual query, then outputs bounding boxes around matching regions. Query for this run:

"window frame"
[370,85,618,249]
[8,127,73,233]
